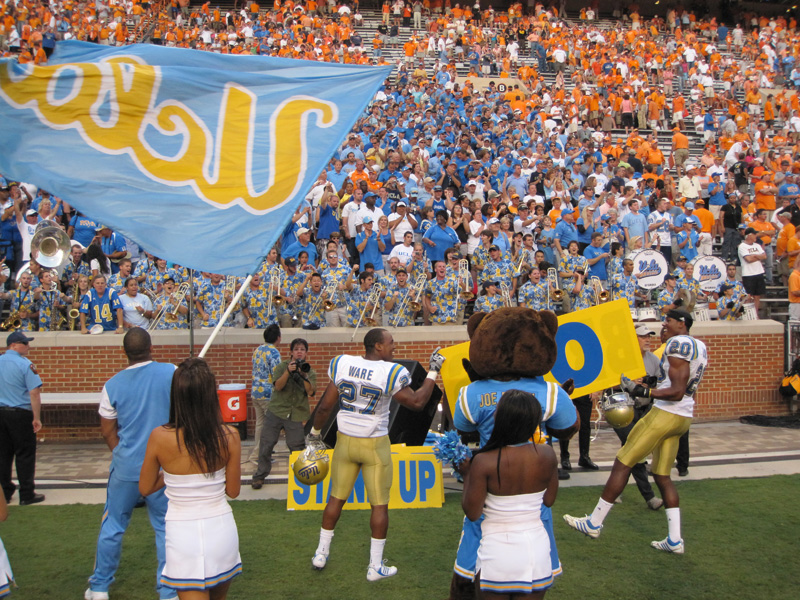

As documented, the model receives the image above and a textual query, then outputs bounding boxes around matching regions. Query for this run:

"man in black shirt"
[720,193,744,262]
[730,154,749,193]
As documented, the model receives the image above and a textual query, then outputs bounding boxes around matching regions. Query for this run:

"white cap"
[296,227,310,236]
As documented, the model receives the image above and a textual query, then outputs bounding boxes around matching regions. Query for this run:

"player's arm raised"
[391,348,444,411]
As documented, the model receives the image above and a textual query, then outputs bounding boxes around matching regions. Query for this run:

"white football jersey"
[654,334,708,418]
[328,355,411,438]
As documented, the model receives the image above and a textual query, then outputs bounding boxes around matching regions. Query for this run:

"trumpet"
[457,259,474,300]
[392,274,427,326]
[547,267,563,303]
[500,282,513,308]
[310,281,338,317]
[1,310,21,331]
[351,283,385,340]
[590,276,609,305]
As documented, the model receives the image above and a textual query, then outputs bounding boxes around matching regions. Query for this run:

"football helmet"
[601,391,635,428]
[292,447,330,486]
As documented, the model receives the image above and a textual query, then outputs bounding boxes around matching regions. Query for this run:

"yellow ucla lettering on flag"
[440,301,646,415]
[0,42,391,275]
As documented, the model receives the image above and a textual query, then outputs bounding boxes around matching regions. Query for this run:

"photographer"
[251,338,317,490]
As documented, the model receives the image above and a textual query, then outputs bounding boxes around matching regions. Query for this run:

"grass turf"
[2,475,799,599]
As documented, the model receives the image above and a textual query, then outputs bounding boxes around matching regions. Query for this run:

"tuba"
[30,220,70,268]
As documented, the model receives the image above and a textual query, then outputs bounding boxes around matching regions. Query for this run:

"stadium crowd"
[3,0,800,332]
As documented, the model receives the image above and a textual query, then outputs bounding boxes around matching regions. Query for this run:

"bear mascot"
[448,307,580,600]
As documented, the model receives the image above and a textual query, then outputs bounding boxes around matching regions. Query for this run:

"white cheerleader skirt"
[477,526,553,595]
[160,512,242,591]
[0,537,13,598]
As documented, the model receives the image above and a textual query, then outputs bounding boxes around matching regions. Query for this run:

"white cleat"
[367,561,398,581]
[563,514,603,539]
[651,537,685,554]
[312,553,328,570]
[84,589,110,600]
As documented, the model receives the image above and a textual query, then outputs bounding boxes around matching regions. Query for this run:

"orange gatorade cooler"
[218,384,247,422]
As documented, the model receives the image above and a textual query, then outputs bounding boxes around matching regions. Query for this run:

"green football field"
[3,476,799,599]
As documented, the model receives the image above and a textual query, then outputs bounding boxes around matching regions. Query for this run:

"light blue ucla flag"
[0,42,391,275]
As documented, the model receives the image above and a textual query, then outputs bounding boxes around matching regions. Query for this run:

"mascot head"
[466,307,559,381]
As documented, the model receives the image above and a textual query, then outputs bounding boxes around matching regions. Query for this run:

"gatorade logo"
[227,395,240,411]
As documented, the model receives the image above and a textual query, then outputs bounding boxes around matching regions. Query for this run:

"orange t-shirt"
[754,181,776,211]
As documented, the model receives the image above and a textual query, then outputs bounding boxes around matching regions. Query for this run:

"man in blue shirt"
[621,199,649,247]
[583,232,610,282]
[97,225,128,275]
[554,210,579,255]
[282,227,318,266]
[0,331,44,506]
[85,328,177,600]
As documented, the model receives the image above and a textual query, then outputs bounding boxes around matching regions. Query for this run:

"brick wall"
[8,323,789,442]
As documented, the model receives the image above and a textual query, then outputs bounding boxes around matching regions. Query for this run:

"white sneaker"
[563,514,603,539]
[651,537,685,554]
[84,589,110,600]
[367,561,398,581]
[312,552,328,570]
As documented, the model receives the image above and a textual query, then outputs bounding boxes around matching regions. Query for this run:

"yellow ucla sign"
[287,446,444,511]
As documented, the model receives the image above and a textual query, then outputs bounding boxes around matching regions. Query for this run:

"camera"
[292,359,311,374]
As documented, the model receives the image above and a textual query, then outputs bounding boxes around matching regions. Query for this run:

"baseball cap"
[744,227,757,236]
[362,216,374,224]
[635,325,655,336]
[487,190,499,198]
[695,198,705,205]
[489,245,500,251]
[677,255,687,261]
[409,189,418,196]
[666,309,694,328]
[7,331,34,345]
[719,283,733,293]
[25,209,38,217]
[296,227,310,235]
[396,200,407,207]
[433,185,443,191]
[396,267,407,274]
[467,180,477,186]
[664,274,676,281]
[488,217,500,225]
[684,202,695,210]
[95,224,108,231]
[284,257,297,267]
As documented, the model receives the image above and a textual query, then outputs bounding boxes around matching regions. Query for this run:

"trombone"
[500,282,513,308]
[310,280,338,317]
[266,271,285,318]
[392,274,426,326]
[351,283,385,340]
[457,259,474,300]
[591,276,610,305]
[512,251,527,277]
[149,283,190,330]
[547,267,563,303]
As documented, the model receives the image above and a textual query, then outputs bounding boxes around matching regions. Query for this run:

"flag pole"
[198,257,266,359]
[188,268,195,357]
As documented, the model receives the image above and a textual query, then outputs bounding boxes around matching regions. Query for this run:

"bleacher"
[125,5,796,321]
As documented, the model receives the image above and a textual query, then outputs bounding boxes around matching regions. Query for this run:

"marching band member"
[569,271,596,312]
[240,274,277,329]
[717,284,743,321]
[383,267,418,327]
[424,261,459,326]
[33,270,66,331]
[611,259,643,309]
[10,272,38,331]
[518,267,551,311]
[714,263,749,305]
[320,251,353,327]
[474,281,505,313]
[62,244,91,290]
[296,272,329,330]
[558,240,587,312]
[279,258,305,328]
[657,275,681,319]
[195,273,236,328]
[346,272,381,328]
[153,278,190,330]
[107,259,133,294]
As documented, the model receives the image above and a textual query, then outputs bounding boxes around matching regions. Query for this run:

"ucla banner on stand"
[287,445,444,511]
[0,42,391,275]
[439,300,646,415]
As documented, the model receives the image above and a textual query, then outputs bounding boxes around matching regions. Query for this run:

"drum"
[692,302,710,322]
[637,307,660,322]
[743,302,758,320]
[690,256,726,293]
[630,250,668,290]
